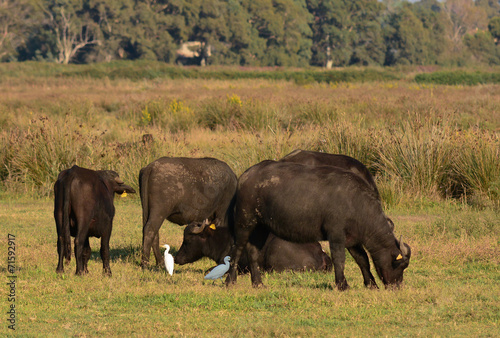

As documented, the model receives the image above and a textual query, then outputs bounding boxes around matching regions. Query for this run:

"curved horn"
[114,176,124,184]
[387,218,395,232]
[399,235,409,257]
[190,219,210,234]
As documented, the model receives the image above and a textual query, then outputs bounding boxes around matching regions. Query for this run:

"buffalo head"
[98,170,136,195]
[175,219,221,265]
[375,236,411,287]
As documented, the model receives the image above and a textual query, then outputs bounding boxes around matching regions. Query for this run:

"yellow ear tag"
[209,223,216,230]
[121,192,127,198]
[396,254,403,260]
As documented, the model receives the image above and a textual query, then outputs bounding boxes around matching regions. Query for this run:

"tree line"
[1,0,500,67]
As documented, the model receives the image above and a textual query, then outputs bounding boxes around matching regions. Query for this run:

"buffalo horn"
[114,176,124,184]
[190,219,210,234]
[399,235,409,257]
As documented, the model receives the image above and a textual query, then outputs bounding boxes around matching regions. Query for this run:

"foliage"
[2,0,500,67]
[464,30,500,65]
[0,60,402,82]
[0,0,36,61]
[488,16,500,41]
[415,70,500,85]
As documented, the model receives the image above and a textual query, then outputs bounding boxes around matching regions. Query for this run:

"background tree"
[442,0,488,53]
[464,30,499,65]
[308,0,384,67]
[347,0,385,66]
[39,0,102,64]
[244,0,312,67]
[384,3,431,65]
[476,0,500,19]
[0,0,35,61]
[411,0,448,65]
[488,16,500,44]
[223,0,255,65]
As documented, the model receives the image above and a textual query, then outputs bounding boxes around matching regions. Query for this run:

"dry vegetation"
[0,66,499,335]
[1,76,499,207]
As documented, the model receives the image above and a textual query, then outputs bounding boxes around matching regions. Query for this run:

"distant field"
[0,63,499,335]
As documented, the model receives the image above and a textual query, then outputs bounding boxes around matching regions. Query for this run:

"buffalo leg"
[56,234,65,273]
[225,231,250,286]
[74,232,87,275]
[141,213,164,268]
[329,239,349,291]
[54,184,65,273]
[225,242,243,286]
[152,231,162,266]
[225,219,256,286]
[82,238,91,274]
[246,243,263,287]
[101,228,112,276]
[347,245,378,289]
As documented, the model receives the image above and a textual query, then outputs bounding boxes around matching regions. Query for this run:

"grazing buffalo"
[226,161,411,290]
[280,149,379,198]
[175,219,332,273]
[54,165,135,275]
[280,149,384,287]
[139,157,237,268]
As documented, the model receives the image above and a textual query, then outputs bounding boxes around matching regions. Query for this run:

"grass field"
[1,198,498,336]
[1,63,499,336]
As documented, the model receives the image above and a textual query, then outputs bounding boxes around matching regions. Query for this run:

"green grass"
[1,198,498,336]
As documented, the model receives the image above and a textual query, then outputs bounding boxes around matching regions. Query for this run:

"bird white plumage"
[204,256,230,280]
[163,244,174,276]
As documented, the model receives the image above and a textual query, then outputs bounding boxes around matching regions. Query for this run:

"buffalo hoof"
[385,283,402,290]
[336,281,350,291]
[252,282,266,289]
[140,260,150,270]
[225,276,236,287]
[366,281,379,289]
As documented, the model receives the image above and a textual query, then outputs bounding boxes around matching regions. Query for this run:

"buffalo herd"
[54,149,411,290]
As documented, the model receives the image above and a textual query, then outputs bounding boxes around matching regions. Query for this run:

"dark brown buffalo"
[226,161,411,290]
[175,219,332,273]
[280,149,379,198]
[139,157,237,268]
[54,165,135,275]
[280,149,385,288]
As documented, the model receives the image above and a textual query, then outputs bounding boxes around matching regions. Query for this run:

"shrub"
[415,71,500,85]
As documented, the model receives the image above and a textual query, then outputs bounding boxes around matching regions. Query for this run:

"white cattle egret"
[163,244,174,276]
[204,256,230,281]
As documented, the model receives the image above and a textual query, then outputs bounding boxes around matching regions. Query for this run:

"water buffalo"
[54,165,135,275]
[175,219,332,273]
[139,157,237,268]
[280,149,384,287]
[226,160,411,290]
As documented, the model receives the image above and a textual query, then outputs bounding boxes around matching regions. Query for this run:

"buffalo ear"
[391,249,403,261]
[209,218,222,230]
[115,184,136,195]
